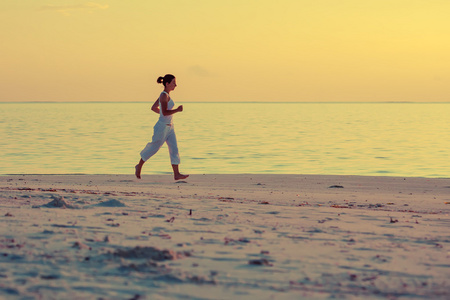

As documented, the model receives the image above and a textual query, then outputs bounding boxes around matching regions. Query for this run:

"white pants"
[140,122,180,165]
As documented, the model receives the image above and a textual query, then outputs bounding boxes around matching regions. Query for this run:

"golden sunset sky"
[1,1,449,102]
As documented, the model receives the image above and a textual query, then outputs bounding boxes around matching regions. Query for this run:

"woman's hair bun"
[157,74,175,86]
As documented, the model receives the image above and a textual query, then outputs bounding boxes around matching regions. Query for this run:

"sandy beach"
[0,174,449,299]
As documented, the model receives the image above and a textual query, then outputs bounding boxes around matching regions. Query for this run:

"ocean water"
[0,102,449,178]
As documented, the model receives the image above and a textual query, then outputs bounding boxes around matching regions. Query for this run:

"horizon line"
[1,101,449,104]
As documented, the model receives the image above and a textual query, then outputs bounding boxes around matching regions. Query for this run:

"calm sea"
[0,102,448,178]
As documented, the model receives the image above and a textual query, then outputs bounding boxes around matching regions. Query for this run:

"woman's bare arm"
[151,99,160,114]
[160,93,182,116]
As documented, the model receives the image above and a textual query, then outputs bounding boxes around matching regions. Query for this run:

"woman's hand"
[160,93,183,116]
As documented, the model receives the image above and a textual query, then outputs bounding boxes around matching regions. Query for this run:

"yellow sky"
[1,0,449,102]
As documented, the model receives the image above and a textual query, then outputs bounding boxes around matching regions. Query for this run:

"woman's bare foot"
[172,164,188,181]
[135,159,145,179]
[174,174,189,181]
[135,164,142,179]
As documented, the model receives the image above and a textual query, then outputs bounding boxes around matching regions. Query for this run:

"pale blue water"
[0,102,449,177]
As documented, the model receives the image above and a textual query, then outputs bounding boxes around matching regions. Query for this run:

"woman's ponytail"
[157,74,175,87]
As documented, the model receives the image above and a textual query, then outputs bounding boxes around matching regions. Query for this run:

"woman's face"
[166,78,177,91]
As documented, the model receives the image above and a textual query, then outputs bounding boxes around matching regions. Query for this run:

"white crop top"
[158,91,175,124]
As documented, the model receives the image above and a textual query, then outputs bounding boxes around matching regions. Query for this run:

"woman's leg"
[166,128,188,180]
[136,124,167,179]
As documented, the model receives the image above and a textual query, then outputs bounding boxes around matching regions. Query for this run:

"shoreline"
[1,174,449,299]
[2,174,449,211]
[2,173,449,177]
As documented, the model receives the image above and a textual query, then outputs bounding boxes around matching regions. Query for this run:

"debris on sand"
[113,246,190,261]
[329,185,344,189]
[248,258,273,266]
